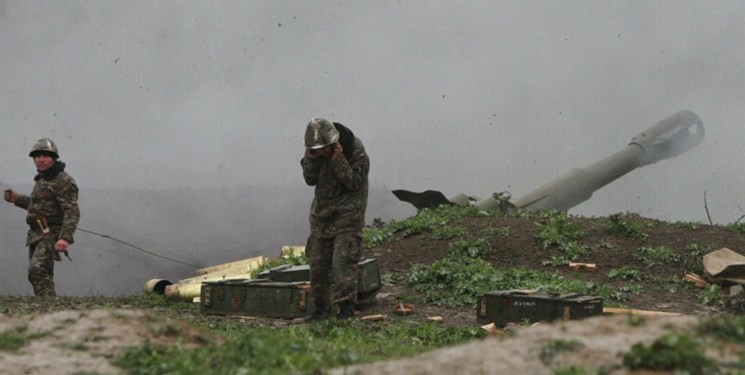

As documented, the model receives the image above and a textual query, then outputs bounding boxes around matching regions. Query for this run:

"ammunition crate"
[476,290,603,326]
[257,258,381,294]
[201,279,315,319]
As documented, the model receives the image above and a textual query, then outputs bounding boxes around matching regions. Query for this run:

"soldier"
[300,117,369,320]
[3,138,80,297]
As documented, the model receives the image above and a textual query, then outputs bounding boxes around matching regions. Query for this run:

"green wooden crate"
[257,258,381,294]
[201,279,315,319]
[476,290,603,326]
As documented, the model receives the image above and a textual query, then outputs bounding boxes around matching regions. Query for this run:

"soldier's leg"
[307,235,333,317]
[331,233,361,318]
[28,241,56,297]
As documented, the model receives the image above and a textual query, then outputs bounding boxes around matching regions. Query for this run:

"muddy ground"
[2,213,745,374]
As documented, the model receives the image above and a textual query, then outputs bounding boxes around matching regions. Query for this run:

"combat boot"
[336,300,356,320]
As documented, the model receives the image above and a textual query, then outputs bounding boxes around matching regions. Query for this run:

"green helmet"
[29,138,59,159]
[304,117,339,150]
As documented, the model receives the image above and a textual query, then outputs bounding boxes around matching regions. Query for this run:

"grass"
[0,326,48,352]
[113,320,485,375]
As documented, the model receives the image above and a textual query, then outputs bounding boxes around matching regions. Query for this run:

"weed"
[607,266,644,281]
[698,284,724,306]
[683,243,712,274]
[480,226,512,237]
[622,334,716,374]
[674,221,700,230]
[252,254,308,277]
[604,212,651,240]
[540,339,585,364]
[447,238,495,258]
[380,272,401,287]
[0,326,47,352]
[618,283,644,295]
[363,204,485,247]
[113,321,485,375]
[633,246,681,268]
[553,366,606,375]
[726,222,745,234]
[534,210,587,248]
[697,315,745,344]
[408,257,500,306]
[431,225,468,240]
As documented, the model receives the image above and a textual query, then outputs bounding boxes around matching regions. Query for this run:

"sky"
[1,1,744,226]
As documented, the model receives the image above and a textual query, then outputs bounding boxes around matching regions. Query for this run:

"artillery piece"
[393,110,704,212]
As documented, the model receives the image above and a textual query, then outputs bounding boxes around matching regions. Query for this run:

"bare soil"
[3,213,745,374]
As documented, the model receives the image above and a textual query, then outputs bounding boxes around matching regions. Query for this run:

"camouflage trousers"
[28,239,56,297]
[306,233,362,312]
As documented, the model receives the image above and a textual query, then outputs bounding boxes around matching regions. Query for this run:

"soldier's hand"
[54,239,70,252]
[331,143,343,161]
[3,189,16,203]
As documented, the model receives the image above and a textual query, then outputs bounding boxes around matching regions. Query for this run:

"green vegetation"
[431,225,469,239]
[622,334,716,374]
[534,210,592,265]
[553,367,605,375]
[607,266,644,281]
[408,257,500,306]
[603,212,652,240]
[726,221,745,234]
[447,238,495,258]
[480,226,512,237]
[697,284,724,306]
[0,326,47,352]
[114,321,485,375]
[683,243,712,274]
[251,253,309,277]
[633,245,681,268]
[539,339,585,364]
[362,204,489,247]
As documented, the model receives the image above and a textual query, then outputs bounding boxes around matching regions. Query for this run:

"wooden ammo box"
[200,279,315,319]
[476,290,603,326]
[257,258,381,295]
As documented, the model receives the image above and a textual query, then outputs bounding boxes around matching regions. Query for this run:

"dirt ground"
[2,213,745,374]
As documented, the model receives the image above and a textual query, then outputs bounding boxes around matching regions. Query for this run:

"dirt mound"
[0,309,217,375]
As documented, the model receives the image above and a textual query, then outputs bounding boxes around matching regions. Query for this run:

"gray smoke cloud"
[1,1,744,295]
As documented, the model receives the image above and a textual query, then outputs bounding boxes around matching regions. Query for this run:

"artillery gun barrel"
[476,110,704,211]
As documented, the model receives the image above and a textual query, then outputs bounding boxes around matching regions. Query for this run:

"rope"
[77,227,201,268]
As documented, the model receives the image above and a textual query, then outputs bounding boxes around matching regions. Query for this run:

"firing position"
[3,138,80,297]
[301,117,369,320]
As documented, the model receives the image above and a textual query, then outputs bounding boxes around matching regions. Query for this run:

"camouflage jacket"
[15,161,80,246]
[301,135,369,239]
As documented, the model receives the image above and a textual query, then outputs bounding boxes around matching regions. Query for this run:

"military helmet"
[29,138,59,159]
[304,117,339,150]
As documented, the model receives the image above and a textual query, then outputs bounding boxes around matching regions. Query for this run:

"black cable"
[77,227,201,268]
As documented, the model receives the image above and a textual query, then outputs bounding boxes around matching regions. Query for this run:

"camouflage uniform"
[301,122,369,315]
[14,161,80,297]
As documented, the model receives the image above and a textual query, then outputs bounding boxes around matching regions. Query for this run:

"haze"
[1,1,744,296]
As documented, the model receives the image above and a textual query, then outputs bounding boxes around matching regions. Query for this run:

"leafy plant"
[408,257,500,306]
[604,212,651,240]
[534,210,587,248]
[726,222,745,234]
[622,334,716,374]
[540,339,585,364]
[674,221,700,230]
[363,204,485,247]
[251,253,308,278]
[683,243,712,274]
[431,225,468,240]
[607,266,644,281]
[447,238,495,258]
[633,246,681,268]
[698,284,724,306]
[0,326,47,352]
[480,226,512,237]
[114,320,485,375]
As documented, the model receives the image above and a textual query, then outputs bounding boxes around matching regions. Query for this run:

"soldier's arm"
[301,157,322,186]
[330,141,369,192]
[55,180,80,244]
[14,194,31,210]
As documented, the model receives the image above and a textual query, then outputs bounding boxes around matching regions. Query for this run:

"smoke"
[1,1,744,295]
